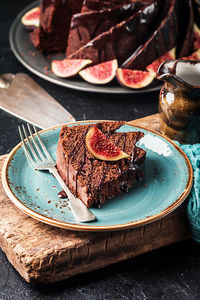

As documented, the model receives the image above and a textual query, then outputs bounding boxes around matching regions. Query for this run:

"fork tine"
[18,125,35,166]
[22,125,40,162]
[32,124,53,161]
[27,123,46,160]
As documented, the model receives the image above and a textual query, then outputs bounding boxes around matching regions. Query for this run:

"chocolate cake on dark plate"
[56,121,146,208]
[23,0,200,89]
[29,0,196,63]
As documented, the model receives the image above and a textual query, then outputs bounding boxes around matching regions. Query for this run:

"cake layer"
[67,1,161,66]
[56,122,146,208]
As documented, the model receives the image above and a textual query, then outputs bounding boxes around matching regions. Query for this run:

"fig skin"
[51,58,92,78]
[116,68,155,89]
[21,7,40,29]
[117,48,175,89]
[86,126,129,161]
[79,59,118,85]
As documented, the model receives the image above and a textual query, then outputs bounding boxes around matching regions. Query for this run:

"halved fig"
[51,59,92,78]
[86,126,129,161]
[193,23,200,50]
[116,68,155,89]
[79,60,118,84]
[146,48,176,75]
[21,7,40,29]
[181,49,200,60]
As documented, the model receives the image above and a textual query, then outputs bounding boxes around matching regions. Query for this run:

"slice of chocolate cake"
[56,121,146,208]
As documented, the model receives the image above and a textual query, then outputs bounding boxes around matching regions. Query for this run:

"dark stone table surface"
[1,1,200,299]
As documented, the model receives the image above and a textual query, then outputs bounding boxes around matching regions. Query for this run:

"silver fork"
[18,123,96,223]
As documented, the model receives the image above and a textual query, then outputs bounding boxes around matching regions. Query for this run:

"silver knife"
[0,73,75,129]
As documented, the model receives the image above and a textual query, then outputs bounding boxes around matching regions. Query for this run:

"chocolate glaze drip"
[75,144,86,197]
[128,134,143,179]
[171,8,177,44]
[96,163,106,207]
[125,16,137,33]
[58,190,67,199]
[66,156,69,186]
[87,159,94,200]
[118,133,130,193]
[162,18,170,46]
[154,34,161,58]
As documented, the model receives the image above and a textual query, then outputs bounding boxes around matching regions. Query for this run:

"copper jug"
[157,59,200,143]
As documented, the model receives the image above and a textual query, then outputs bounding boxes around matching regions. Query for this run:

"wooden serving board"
[0,114,190,284]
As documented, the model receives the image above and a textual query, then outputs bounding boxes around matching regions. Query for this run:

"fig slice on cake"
[51,58,92,78]
[21,7,40,29]
[116,68,155,89]
[86,126,129,161]
[79,59,118,84]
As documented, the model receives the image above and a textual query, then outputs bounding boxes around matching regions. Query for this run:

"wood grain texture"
[128,113,161,132]
[0,114,190,284]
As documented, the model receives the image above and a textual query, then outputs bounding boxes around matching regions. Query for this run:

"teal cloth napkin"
[176,142,200,242]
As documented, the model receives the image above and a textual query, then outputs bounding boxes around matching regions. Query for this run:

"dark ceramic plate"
[9,1,162,94]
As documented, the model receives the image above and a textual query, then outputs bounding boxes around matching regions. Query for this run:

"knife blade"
[0,73,75,129]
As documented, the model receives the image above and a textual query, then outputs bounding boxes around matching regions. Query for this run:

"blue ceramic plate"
[2,121,193,231]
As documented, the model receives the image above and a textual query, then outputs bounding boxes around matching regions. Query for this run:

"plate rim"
[9,0,162,94]
[2,120,193,231]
